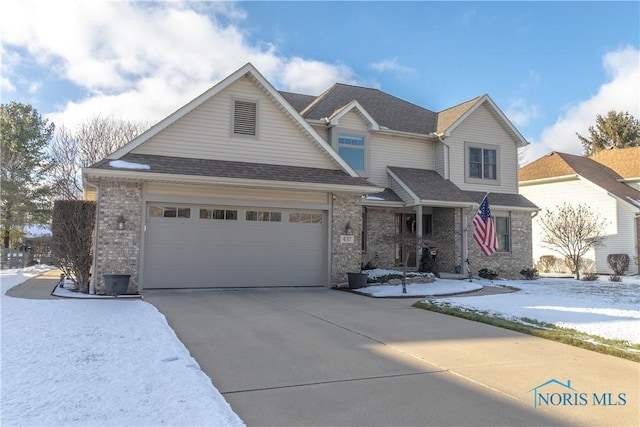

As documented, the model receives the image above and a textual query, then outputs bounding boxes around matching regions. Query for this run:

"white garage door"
[143,203,326,288]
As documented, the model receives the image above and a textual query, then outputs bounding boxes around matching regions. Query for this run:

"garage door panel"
[143,204,326,288]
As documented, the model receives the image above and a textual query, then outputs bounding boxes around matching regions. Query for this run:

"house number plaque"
[340,235,355,244]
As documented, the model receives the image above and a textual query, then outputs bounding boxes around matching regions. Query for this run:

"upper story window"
[465,142,499,185]
[338,135,365,172]
[233,99,258,136]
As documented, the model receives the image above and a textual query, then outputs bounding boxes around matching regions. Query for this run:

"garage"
[142,203,327,288]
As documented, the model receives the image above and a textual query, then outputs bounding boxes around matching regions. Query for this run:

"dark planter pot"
[103,274,131,296]
[347,272,368,289]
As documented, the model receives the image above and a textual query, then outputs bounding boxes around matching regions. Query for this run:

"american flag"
[473,195,498,256]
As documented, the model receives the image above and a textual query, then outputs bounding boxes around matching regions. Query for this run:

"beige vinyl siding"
[133,78,337,170]
[310,123,329,142]
[145,183,330,209]
[337,110,371,130]
[447,104,519,193]
[520,178,638,274]
[435,143,445,178]
[369,134,435,187]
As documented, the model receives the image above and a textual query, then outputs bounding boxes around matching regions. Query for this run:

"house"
[519,148,640,275]
[83,63,537,293]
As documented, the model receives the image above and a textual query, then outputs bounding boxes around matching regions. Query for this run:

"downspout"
[86,180,100,295]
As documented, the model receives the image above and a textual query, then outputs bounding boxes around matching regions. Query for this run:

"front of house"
[83,63,537,293]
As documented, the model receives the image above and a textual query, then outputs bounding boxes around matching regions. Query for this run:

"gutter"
[83,168,384,195]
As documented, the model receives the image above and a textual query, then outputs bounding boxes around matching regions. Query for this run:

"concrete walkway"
[4,269,62,299]
[144,287,639,427]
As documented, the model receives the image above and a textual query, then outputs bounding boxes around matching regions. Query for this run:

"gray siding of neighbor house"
[331,194,363,284]
[95,181,143,293]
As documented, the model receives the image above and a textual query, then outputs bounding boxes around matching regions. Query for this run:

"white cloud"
[505,98,539,127]
[0,1,358,128]
[525,46,640,164]
[370,57,415,73]
[278,58,356,94]
[1,76,15,93]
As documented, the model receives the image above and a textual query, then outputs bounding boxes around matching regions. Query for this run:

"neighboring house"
[83,63,537,292]
[519,148,640,275]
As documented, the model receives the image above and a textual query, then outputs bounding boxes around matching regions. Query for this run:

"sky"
[1,1,638,164]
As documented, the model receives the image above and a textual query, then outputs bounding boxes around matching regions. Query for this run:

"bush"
[537,255,556,273]
[609,274,622,282]
[478,268,498,280]
[607,254,629,275]
[51,200,96,293]
[581,271,599,281]
[520,268,539,280]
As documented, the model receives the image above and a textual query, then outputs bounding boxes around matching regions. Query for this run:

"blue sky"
[1,1,638,163]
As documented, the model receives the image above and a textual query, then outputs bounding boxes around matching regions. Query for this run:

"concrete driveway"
[144,288,638,427]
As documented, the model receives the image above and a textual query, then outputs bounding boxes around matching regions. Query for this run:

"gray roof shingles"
[292,84,438,135]
[91,153,378,189]
[389,167,538,209]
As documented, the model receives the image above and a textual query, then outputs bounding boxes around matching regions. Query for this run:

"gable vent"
[234,100,257,136]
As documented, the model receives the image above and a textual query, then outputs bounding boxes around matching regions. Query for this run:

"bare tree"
[393,235,438,293]
[51,200,96,292]
[49,115,148,199]
[538,204,608,279]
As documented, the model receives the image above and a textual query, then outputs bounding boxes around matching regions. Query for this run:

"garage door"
[143,203,326,288]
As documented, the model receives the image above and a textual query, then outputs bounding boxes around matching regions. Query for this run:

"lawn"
[354,270,639,360]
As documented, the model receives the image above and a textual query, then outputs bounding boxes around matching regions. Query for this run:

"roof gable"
[437,94,528,147]
[520,151,640,209]
[300,83,437,135]
[326,100,380,131]
[109,63,359,177]
[588,146,640,179]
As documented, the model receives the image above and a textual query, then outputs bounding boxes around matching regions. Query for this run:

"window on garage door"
[149,205,191,218]
[199,208,238,220]
[246,210,282,222]
[289,212,323,223]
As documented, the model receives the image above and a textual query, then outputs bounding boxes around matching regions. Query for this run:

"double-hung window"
[466,143,499,184]
[495,216,510,252]
[337,135,365,173]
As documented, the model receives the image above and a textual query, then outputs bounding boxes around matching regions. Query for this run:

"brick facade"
[94,181,143,294]
[466,210,533,279]
[331,194,363,285]
[363,207,396,269]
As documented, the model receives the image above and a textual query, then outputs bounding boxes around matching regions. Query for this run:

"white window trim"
[332,128,369,176]
[464,141,500,186]
[230,97,259,138]
[494,213,511,253]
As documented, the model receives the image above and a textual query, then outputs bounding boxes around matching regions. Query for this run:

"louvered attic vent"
[234,100,257,136]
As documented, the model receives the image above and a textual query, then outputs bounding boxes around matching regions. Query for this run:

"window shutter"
[234,100,257,136]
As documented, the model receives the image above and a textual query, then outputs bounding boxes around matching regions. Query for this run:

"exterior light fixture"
[345,222,353,235]
[116,214,126,230]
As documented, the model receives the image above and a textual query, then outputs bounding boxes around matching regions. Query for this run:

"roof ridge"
[438,95,484,114]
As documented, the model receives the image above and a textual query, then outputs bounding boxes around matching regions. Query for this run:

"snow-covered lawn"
[1,266,244,427]
[357,271,639,345]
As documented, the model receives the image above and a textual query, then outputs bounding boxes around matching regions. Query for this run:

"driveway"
[144,288,638,427]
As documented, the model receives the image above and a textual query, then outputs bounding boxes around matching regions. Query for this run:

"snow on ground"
[1,267,244,427]
[352,269,640,344]
[355,280,482,297]
[436,276,640,345]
